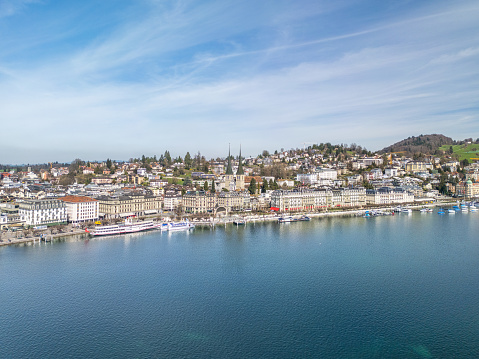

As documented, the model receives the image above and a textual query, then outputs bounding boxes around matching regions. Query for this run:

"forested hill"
[381,134,454,156]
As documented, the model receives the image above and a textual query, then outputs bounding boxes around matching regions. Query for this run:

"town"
[1,135,479,240]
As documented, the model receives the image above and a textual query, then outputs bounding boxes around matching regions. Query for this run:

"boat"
[278,216,295,223]
[167,220,195,231]
[447,208,455,214]
[461,207,468,212]
[92,217,156,236]
[470,207,478,212]
[420,208,433,213]
[233,218,246,225]
[298,215,311,221]
[401,208,412,214]
[437,209,445,215]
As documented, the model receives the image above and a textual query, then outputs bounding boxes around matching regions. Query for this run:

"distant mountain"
[381,134,454,156]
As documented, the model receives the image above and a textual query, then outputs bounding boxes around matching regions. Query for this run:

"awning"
[119,212,135,217]
[144,210,158,214]
[270,207,280,211]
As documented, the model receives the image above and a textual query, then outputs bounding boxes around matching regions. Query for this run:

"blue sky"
[1,0,478,163]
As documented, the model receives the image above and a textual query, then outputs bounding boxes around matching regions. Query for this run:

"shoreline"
[0,199,460,247]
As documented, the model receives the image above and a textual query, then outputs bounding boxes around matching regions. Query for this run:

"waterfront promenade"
[0,199,457,247]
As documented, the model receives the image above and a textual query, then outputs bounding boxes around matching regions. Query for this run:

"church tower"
[224,145,235,191]
[236,146,245,191]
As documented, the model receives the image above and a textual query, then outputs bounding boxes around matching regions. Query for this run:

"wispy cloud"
[1,0,479,163]
[0,0,39,18]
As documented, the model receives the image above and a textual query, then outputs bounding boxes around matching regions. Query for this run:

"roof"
[61,195,98,203]
[225,146,233,175]
[237,146,244,175]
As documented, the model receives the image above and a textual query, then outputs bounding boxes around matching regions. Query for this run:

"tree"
[261,179,269,193]
[248,178,257,195]
[184,152,192,169]
[262,150,270,157]
[183,176,192,187]
[106,158,112,169]
[211,180,216,193]
[164,151,172,166]
[203,181,209,191]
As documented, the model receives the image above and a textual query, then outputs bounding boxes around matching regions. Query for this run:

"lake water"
[1,212,479,358]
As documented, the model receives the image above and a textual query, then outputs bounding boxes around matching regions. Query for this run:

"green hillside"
[439,143,479,161]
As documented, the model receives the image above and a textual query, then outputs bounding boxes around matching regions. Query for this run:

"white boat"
[91,217,156,236]
[401,208,412,213]
[168,220,195,231]
[447,209,455,214]
[278,216,295,223]
[470,207,478,212]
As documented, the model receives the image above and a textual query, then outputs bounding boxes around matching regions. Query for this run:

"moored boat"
[278,216,295,223]
[168,220,195,231]
[233,218,246,225]
[92,217,156,236]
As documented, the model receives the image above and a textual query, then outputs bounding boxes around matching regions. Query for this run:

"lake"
[1,212,479,358]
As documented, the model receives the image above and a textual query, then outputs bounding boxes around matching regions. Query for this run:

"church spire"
[225,144,233,175]
[237,145,244,175]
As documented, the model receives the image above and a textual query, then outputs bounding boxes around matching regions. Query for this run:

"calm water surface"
[1,212,479,358]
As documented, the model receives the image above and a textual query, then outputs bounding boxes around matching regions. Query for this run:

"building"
[217,191,250,213]
[384,168,399,177]
[270,187,367,211]
[164,189,182,211]
[224,146,245,191]
[366,187,414,205]
[92,177,113,185]
[18,199,67,226]
[60,195,99,223]
[97,193,162,218]
[456,180,479,198]
[182,191,216,214]
[405,161,433,173]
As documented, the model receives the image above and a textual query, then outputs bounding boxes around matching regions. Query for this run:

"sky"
[1,0,478,164]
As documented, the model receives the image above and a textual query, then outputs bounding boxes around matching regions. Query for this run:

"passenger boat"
[92,217,156,236]
[167,220,195,231]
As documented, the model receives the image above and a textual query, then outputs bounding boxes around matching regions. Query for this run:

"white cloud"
[1,0,479,162]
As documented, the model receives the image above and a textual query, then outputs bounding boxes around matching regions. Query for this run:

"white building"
[317,168,338,180]
[164,190,182,211]
[18,199,67,226]
[60,195,99,223]
[384,168,398,177]
[366,187,414,205]
[137,168,147,176]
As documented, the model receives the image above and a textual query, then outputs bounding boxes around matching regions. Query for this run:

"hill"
[381,134,454,156]
[439,143,479,162]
